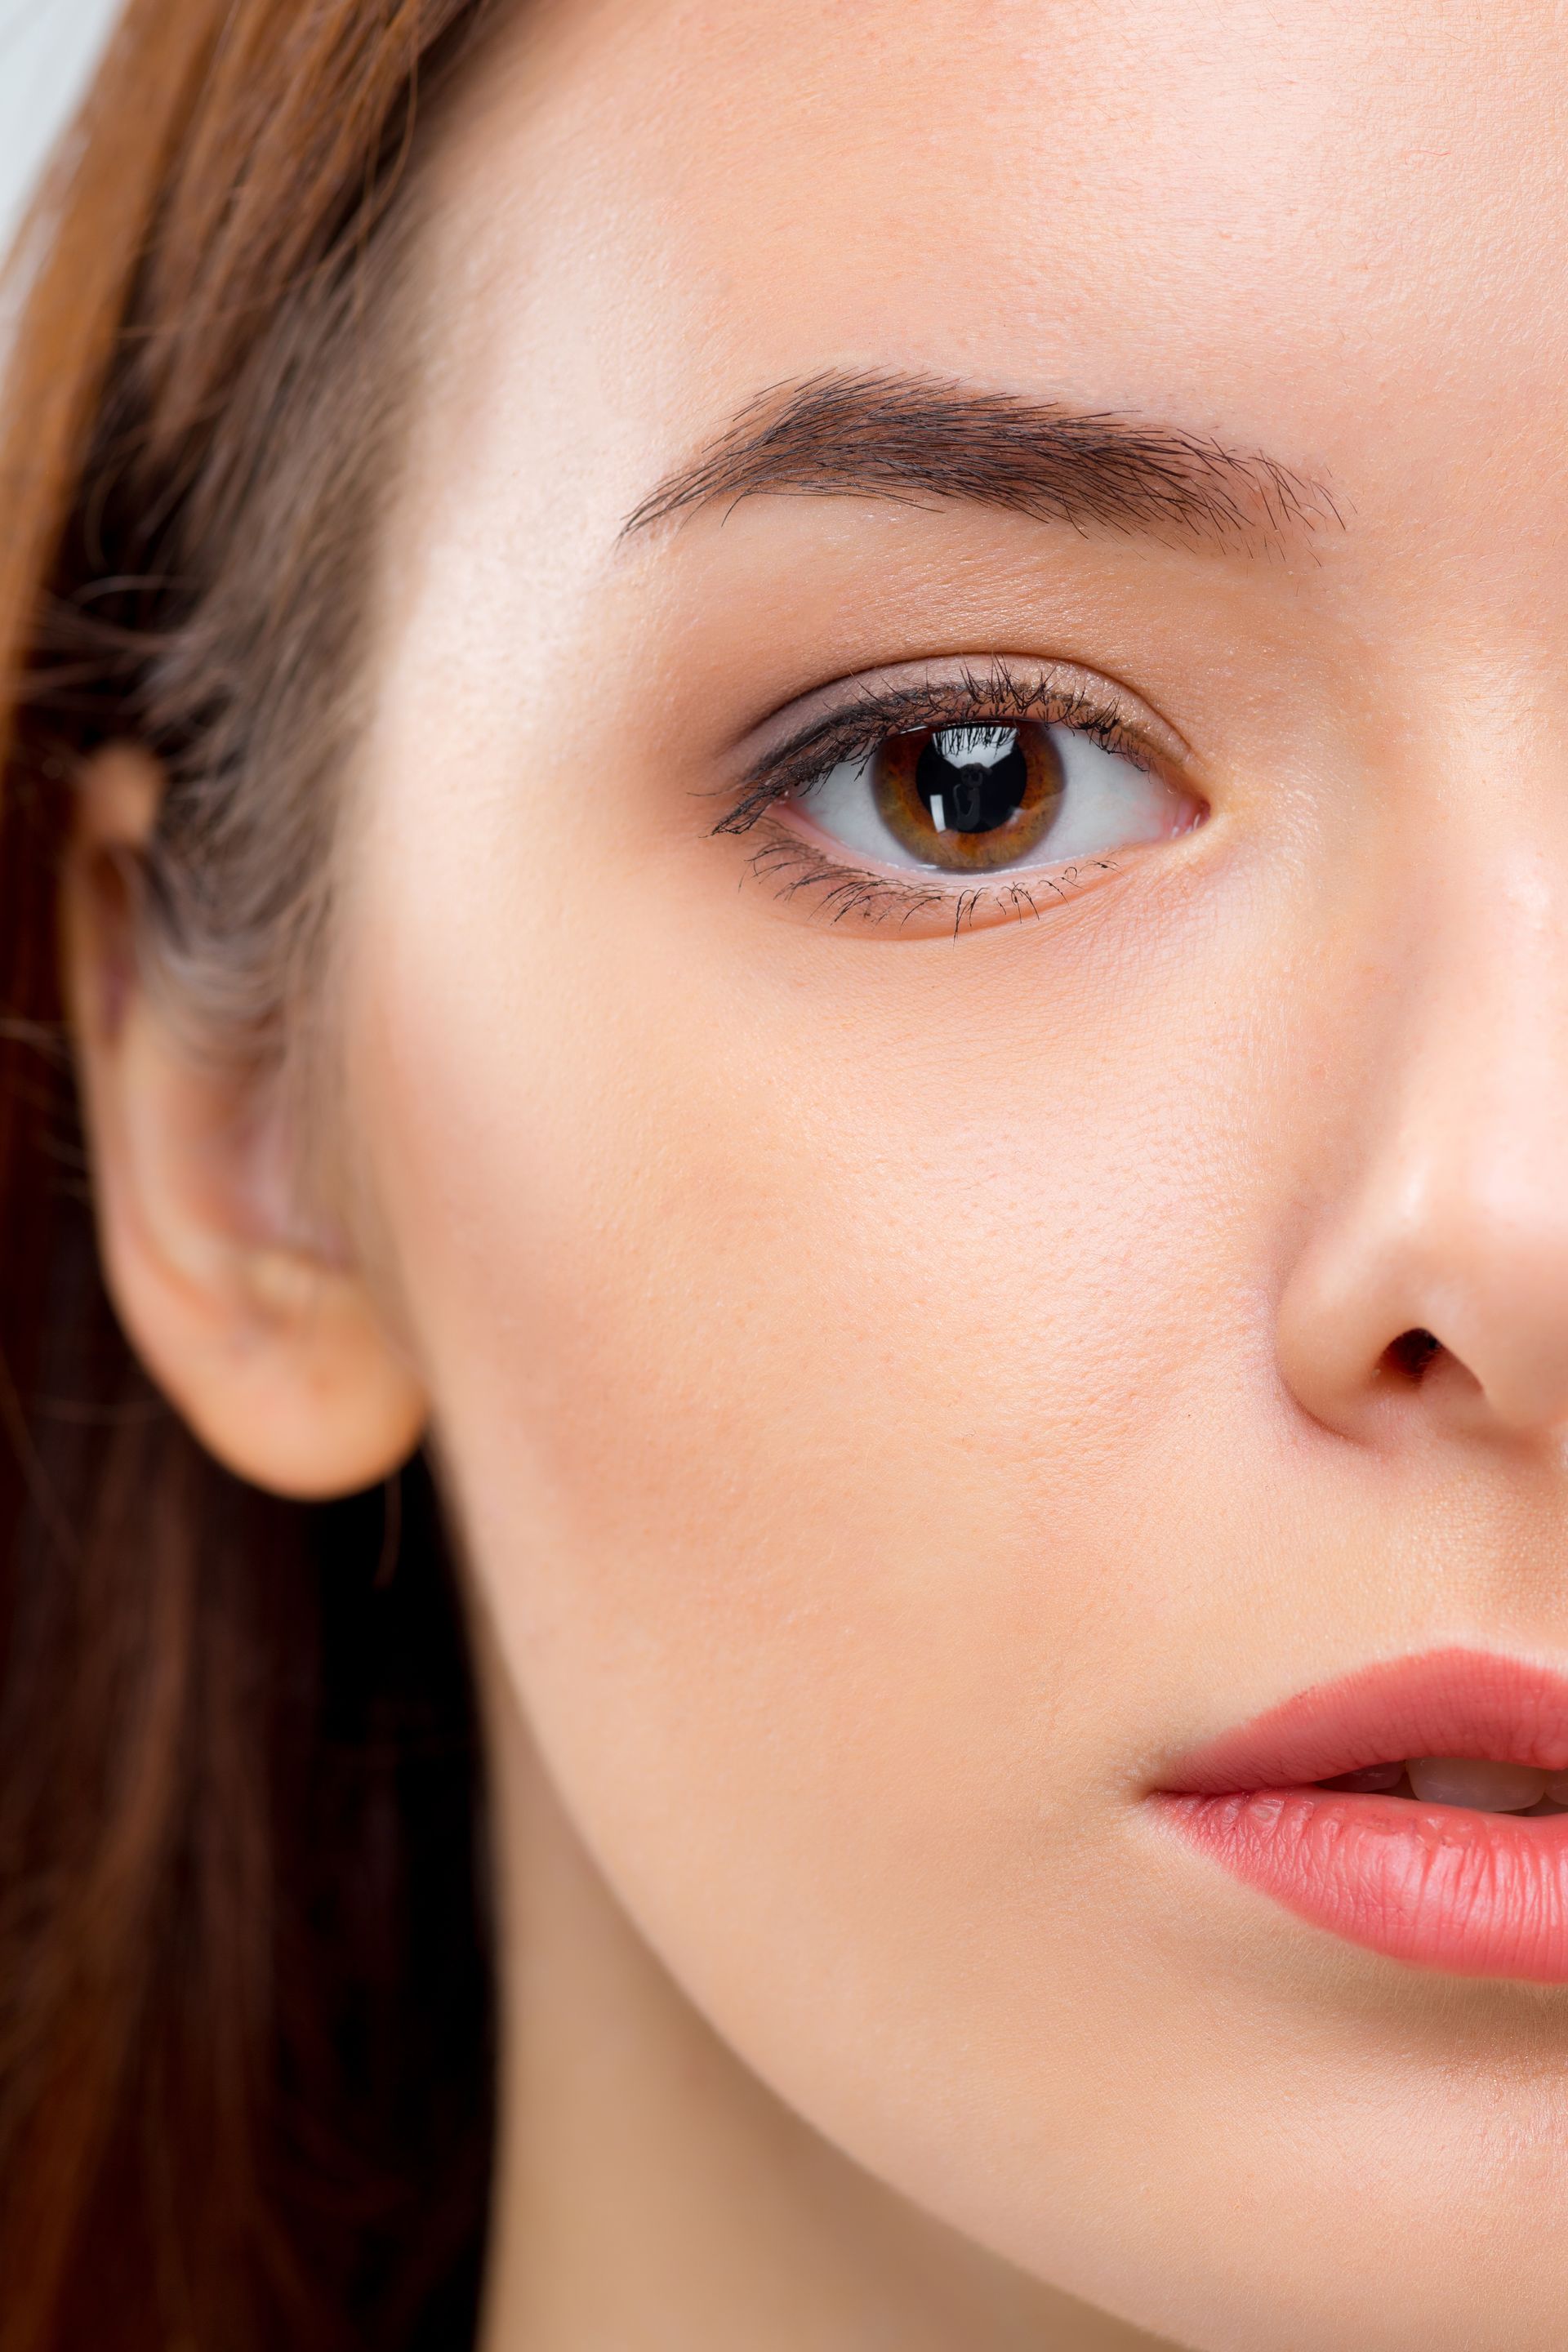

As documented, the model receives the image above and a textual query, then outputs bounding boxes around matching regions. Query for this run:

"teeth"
[1325,1762,1407,1793]
[1406,1757,1548,1813]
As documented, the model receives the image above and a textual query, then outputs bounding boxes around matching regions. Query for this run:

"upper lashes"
[712,675,1141,836]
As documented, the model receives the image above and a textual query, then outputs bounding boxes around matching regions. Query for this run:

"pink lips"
[1156,1650,1568,1980]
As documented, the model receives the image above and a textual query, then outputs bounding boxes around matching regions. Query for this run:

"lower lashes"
[744,824,1117,935]
[744,826,943,927]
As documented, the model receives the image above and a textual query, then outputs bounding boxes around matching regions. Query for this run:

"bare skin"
[61,1,1568,2345]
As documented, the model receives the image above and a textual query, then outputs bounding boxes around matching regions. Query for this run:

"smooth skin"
[61,1,1568,2345]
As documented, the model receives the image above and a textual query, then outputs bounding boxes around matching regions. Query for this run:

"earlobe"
[61,744,428,1500]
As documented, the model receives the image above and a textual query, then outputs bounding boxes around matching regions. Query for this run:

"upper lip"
[1160,1647,1568,1794]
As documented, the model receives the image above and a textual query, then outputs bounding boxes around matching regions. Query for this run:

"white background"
[0,0,122,262]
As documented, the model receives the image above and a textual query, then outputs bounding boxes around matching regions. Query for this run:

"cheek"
[344,822,1311,2279]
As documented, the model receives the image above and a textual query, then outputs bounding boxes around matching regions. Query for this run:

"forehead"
[419,0,1568,563]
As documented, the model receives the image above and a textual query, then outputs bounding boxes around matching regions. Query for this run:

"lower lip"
[1157,1788,1568,1980]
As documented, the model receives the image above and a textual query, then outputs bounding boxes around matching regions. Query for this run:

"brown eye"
[872,724,1064,872]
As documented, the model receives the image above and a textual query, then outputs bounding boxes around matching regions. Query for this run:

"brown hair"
[0,5,506,2345]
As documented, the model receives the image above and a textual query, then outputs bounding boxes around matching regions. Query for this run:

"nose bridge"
[1400,846,1568,1249]
[1278,733,1568,1439]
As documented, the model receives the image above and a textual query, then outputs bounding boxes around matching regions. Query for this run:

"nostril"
[1383,1328,1441,1383]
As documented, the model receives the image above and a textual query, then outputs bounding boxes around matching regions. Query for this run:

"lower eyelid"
[739,811,1134,936]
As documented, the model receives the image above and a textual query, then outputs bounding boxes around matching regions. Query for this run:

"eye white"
[800,726,1175,875]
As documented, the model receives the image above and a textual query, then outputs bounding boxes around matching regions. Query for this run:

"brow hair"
[624,368,1340,551]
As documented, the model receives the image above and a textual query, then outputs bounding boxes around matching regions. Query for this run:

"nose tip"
[1277,1188,1568,1444]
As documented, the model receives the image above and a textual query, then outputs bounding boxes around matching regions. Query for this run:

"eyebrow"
[623,369,1339,552]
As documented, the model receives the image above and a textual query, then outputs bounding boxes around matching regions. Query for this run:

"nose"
[1276,849,1568,1445]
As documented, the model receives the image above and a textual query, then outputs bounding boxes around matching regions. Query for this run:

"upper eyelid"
[729,656,1190,783]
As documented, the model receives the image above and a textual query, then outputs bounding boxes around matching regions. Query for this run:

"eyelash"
[709,659,1169,929]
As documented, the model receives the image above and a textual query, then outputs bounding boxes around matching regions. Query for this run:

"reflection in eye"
[799,719,1188,878]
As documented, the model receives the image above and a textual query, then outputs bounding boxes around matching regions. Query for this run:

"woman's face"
[339,2,1568,2341]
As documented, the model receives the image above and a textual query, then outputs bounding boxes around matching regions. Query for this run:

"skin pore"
[59,0,1568,2345]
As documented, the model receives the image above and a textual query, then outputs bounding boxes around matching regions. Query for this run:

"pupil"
[915,726,1027,835]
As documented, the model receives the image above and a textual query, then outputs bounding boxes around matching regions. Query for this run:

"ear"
[60,744,428,1499]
